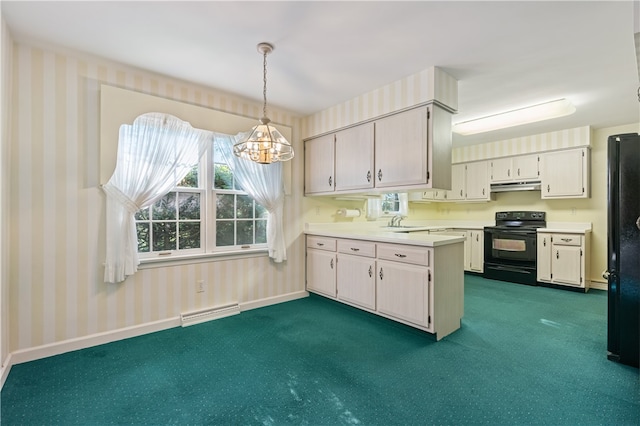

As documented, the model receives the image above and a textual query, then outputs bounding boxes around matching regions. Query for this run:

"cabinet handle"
[377,169,383,181]
[328,176,332,187]
[636,216,640,230]
[394,253,407,258]
[543,238,546,247]
[482,188,485,196]
[561,238,573,243]
[330,258,334,269]
[316,242,324,246]
[366,170,371,182]
[508,169,511,177]
[547,184,550,193]
[379,268,384,280]
[476,234,479,242]
[460,189,463,197]
[556,251,559,259]
[517,168,521,176]
[350,247,360,252]
[368,266,372,278]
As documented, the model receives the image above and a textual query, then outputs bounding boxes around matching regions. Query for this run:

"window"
[381,193,408,216]
[135,142,267,258]
[213,145,268,248]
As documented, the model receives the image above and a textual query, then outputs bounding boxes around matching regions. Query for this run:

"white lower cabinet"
[306,235,464,340]
[537,232,591,290]
[376,259,430,327]
[336,239,376,310]
[306,236,337,298]
[467,230,484,273]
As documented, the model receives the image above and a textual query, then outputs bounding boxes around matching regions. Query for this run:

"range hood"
[490,181,541,193]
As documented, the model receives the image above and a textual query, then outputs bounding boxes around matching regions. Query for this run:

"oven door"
[484,228,537,263]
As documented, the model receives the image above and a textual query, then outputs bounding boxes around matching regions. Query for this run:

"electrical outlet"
[196,280,205,293]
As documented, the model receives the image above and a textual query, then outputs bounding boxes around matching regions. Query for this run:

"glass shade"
[233,118,294,164]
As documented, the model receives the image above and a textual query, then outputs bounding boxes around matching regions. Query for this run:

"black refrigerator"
[606,133,640,368]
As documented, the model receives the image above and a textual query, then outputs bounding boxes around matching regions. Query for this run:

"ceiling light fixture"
[452,99,576,135]
[233,42,294,164]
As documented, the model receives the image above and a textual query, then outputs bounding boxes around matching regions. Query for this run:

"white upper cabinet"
[490,154,540,183]
[446,163,466,201]
[541,148,590,199]
[334,123,375,192]
[374,106,429,188]
[305,103,453,196]
[513,154,540,180]
[465,161,490,200]
[304,134,335,195]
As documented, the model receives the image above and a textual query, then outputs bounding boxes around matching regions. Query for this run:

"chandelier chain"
[263,49,268,118]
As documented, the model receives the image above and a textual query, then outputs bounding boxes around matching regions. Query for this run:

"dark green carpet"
[2,276,639,425]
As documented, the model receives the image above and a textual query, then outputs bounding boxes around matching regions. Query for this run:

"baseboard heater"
[180,303,240,327]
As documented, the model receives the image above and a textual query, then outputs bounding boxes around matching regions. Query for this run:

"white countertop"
[538,222,592,233]
[305,222,467,247]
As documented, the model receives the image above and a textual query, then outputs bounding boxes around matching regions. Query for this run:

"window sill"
[138,248,269,269]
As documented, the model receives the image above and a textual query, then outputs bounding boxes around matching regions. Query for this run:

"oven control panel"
[495,211,545,221]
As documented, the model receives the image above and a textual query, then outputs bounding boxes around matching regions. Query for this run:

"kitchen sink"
[381,226,432,232]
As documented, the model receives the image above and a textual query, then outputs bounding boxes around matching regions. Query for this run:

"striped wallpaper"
[6,40,305,354]
[301,66,458,139]
[451,126,591,163]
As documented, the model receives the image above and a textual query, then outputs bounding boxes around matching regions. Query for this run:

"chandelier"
[233,42,294,164]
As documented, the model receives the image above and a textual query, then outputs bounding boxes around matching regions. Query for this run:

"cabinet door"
[304,134,335,194]
[335,123,375,191]
[447,164,466,201]
[376,260,429,327]
[490,158,512,183]
[552,245,582,286]
[469,230,484,272]
[465,161,489,200]
[337,254,376,310]
[541,148,586,198]
[537,234,552,282]
[513,154,539,180]
[306,249,337,297]
[374,106,428,188]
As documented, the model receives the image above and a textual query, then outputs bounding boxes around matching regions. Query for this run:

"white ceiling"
[2,1,639,146]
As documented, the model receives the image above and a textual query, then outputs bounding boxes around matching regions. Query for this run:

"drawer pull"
[350,247,360,252]
[330,258,334,269]
[556,251,559,259]
[395,253,407,258]
[366,170,371,183]
[316,242,324,247]
[368,266,372,277]
[379,267,384,279]
[561,238,573,243]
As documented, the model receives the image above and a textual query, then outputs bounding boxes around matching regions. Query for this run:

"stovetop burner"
[488,211,546,229]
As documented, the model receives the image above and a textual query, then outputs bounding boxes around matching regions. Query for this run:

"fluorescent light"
[453,99,576,135]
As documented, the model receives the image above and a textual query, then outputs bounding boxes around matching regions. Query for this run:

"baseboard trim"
[240,290,309,312]
[1,290,310,392]
[1,352,12,390]
[10,317,182,367]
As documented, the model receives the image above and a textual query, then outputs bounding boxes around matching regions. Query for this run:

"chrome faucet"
[388,214,406,227]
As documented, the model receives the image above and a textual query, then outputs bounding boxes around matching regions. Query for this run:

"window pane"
[177,165,198,188]
[216,221,235,246]
[152,193,176,220]
[216,194,235,219]
[153,222,177,251]
[178,192,200,220]
[137,223,150,252]
[214,164,233,190]
[236,195,254,219]
[236,220,254,245]
[256,220,267,244]
[255,203,268,218]
[135,207,149,221]
[179,222,201,249]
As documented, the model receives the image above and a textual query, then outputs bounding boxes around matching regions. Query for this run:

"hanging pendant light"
[233,42,294,164]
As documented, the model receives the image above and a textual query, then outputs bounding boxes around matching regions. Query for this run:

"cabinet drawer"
[306,236,337,251]
[553,234,581,246]
[377,243,430,266]
[337,239,376,257]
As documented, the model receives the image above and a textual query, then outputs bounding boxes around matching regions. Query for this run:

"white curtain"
[103,113,211,283]
[215,133,287,262]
